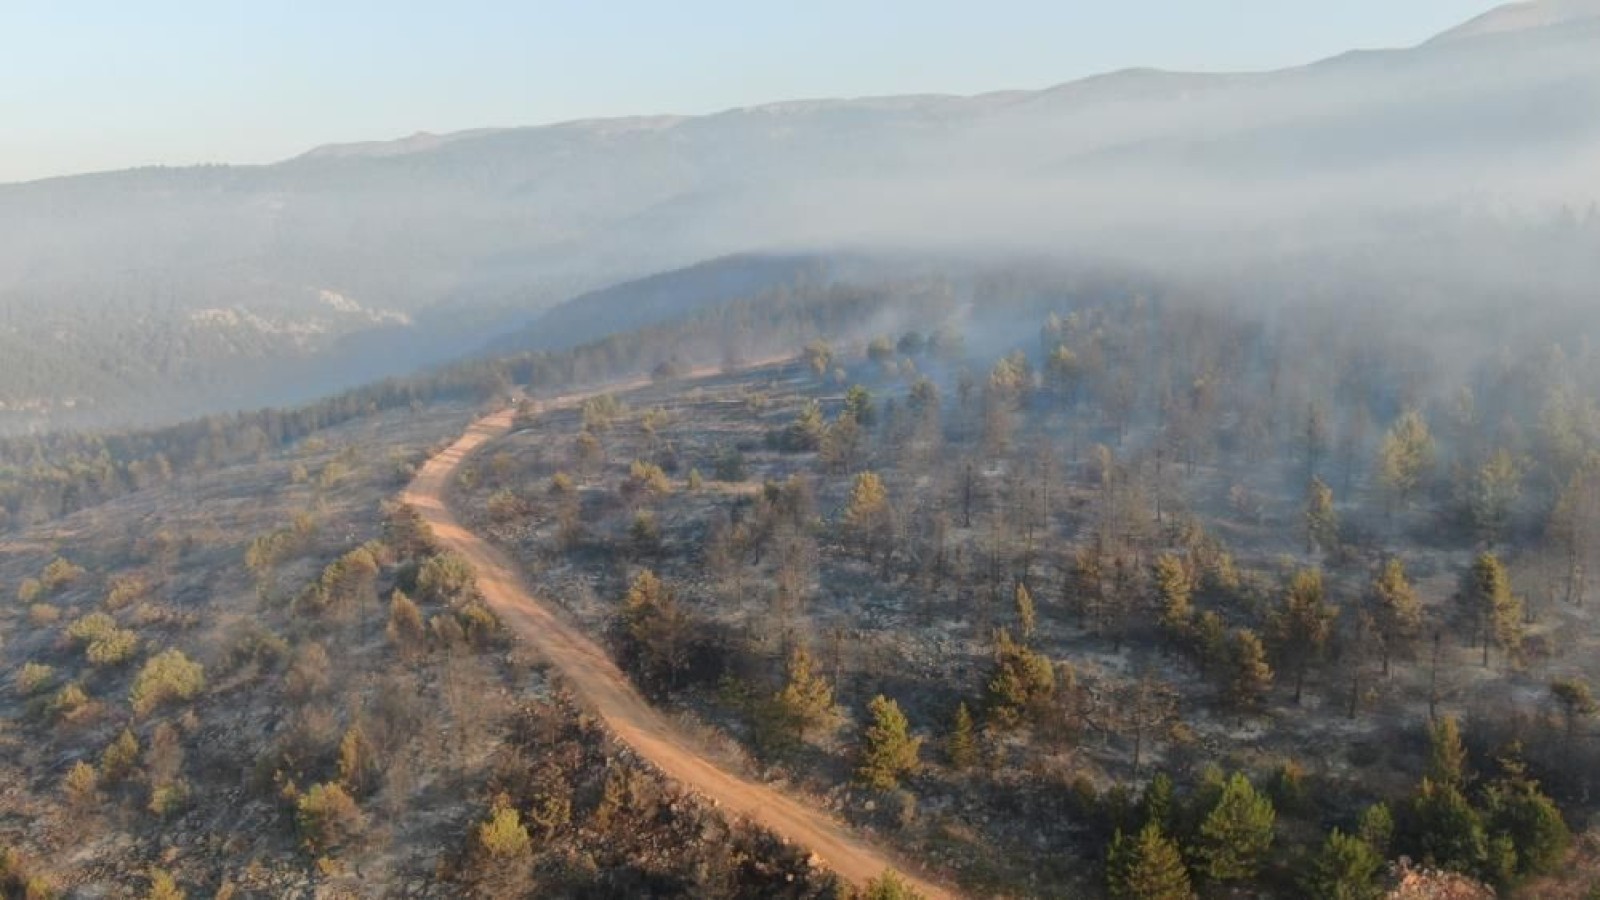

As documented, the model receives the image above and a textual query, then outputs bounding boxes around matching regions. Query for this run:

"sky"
[1,1,1506,184]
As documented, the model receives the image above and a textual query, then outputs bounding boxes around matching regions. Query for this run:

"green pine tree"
[1194,773,1276,883]
[1303,828,1384,900]
[1107,822,1194,900]
[946,702,978,771]
[856,695,922,791]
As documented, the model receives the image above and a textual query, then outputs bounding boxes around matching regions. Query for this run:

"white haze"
[0,1,1597,425]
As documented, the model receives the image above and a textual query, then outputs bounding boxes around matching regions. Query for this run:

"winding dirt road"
[400,380,955,899]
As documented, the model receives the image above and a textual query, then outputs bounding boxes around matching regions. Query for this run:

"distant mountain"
[1430,0,1600,43]
[1,1,1597,430]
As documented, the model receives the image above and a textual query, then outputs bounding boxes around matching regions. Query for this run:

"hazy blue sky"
[3,1,1503,183]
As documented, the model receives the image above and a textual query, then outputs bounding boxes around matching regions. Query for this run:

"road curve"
[400,383,956,899]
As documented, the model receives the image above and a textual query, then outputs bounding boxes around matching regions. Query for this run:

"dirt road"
[401,381,955,898]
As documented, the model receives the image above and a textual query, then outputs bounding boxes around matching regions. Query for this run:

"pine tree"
[1270,568,1336,704]
[1303,828,1384,900]
[1107,822,1194,900]
[337,724,379,796]
[946,702,978,770]
[1014,583,1037,642]
[1358,802,1395,856]
[1459,552,1522,668]
[774,644,834,742]
[1379,409,1435,511]
[1482,754,1571,879]
[984,628,1056,729]
[844,471,894,565]
[1140,772,1175,832]
[1426,715,1469,789]
[1411,778,1487,874]
[1194,773,1276,883]
[1153,553,1194,644]
[1550,678,1597,747]
[856,695,922,791]
[1370,559,1421,675]
[1305,476,1339,554]
[386,589,427,660]
[1226,629,1274,714]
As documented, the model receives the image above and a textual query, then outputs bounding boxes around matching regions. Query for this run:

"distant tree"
[856,695,922,791]
[1193,773,1276,883]
[1549,678,1597,748]
[1426,715,1470,789]
[819,412,864,473]
[337,724,379,797]
[1153,554,1194,645]
[867,337,896,367]
[1459,552,1522,667]
[1548,454,1600,606]
[386,590,427,660]
[1014,583,1037,642]
[1305,476,1339,554]
[985,628,1055,729]
[845,385,877,426]
[1370,559,1422,675]
[945,702,978,770]
[803,340,833,379]
[1107,822,1194,900]
[1226,629,1274,715]
[1302,829,1384,900]
[621,460,672,506]
[1269,568,1337,703]
[1303,402,1331,483]
[618,570,690,696]
[1468,450,1523,545]
[843,472,895,567]
[1379,410,1435,512]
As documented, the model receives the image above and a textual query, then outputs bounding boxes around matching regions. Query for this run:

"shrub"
[16,578,42,605]
[40,557,85,593]
[62,761,99,808]
[28,604,60,627]
[104,573,150,610]
[16,662,54,696]
[475,799,532,860]
[129,650,205,716]
[100,729,141,783]
[145,868,185,900]
[296,782,364,854]
[860,869,924,900]
[52,684,91,719]
[86,629,141,668]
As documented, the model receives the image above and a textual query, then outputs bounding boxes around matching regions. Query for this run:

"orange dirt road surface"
[401,376,957,899]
